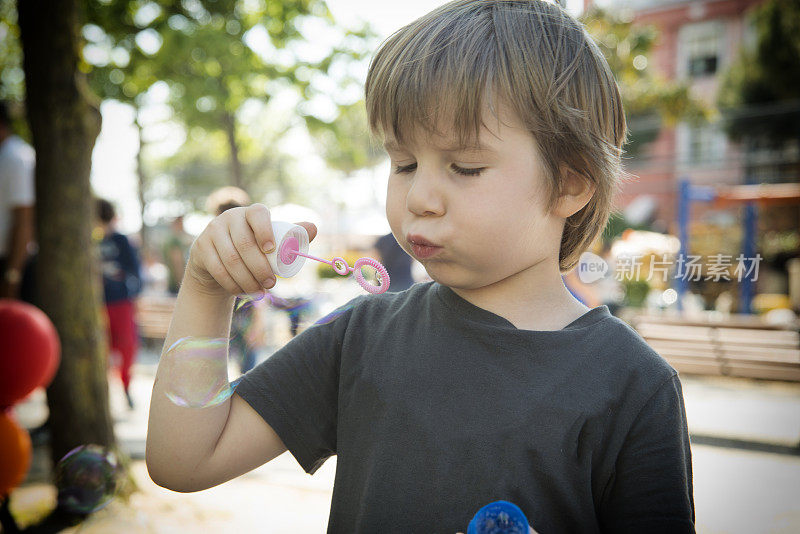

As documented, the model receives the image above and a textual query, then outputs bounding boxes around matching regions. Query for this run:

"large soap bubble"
[162,337,241,408]
[55,445,120,514]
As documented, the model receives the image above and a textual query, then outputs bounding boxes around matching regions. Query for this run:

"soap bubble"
[358,263,382,287]
[55,445,119,515]
[234,292,266,312]
[260,293,314,337]
[265,293,311,314]
[162,337,241,408]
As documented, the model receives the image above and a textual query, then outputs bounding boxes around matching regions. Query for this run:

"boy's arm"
[146,205,315,492]
[597,374,696,533]
[145,275,288,492]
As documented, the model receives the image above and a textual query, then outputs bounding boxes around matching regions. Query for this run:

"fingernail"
[263,241,275,253]
[264,276,276,288]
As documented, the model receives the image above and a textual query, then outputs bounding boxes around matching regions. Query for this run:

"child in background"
[96,198,141,409]
[146,1,695,532]
[162,215,193,295]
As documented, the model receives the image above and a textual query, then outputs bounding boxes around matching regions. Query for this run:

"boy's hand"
[185,203,317,297]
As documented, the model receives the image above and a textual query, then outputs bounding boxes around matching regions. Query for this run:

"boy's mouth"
[407,234,442,259]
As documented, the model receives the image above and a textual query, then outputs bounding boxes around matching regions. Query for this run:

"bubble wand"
[265,221,390,295]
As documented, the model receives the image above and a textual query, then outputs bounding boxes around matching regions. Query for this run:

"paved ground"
[8,334,800,533]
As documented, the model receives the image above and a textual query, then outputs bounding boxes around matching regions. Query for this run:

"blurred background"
[0,0,798,532]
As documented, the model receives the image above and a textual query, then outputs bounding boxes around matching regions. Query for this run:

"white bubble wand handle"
[265,221,390,294]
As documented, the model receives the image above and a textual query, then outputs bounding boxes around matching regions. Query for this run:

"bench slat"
[633,313,800,382]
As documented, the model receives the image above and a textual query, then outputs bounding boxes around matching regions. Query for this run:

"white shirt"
[0,135,35,256]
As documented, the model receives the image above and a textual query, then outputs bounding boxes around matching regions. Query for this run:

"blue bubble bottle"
[467,500,530,534]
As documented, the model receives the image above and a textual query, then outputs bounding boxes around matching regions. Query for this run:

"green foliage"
[0,1,30,140]
[74,0,377,205]
[304,100,384,174]
[601,211,656,246]
[141,0,375,186]
[582,7,708,155]
[0,0,23,101]
[296,20,382,175]
[151,4,277,132]
[621,278,650,308]
[316,261,339,279]
[717,0,800,143]
[150,122,298,210]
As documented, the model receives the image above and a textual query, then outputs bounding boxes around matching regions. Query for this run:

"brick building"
[585,0,772,232]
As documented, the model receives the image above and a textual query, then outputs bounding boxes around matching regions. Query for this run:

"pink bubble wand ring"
[277,235,390,295]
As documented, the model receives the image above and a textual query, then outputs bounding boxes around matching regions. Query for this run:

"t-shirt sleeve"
[598,373,696,533]
[234,300,359,475]
[4,150,35,206]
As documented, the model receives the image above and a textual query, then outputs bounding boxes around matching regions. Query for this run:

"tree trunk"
[223,110,244,190]
[134,105,148,251]
[18,0,116,464]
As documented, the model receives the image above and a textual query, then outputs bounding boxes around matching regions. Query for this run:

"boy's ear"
[552,165,596,219]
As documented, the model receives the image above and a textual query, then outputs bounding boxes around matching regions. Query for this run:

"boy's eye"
[452,164,485,176]
[394,163,417,174]
[393,163,485,176]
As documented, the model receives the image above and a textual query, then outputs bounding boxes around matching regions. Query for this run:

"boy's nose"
[406,170,445,217]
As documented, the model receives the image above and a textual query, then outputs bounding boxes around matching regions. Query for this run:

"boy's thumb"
[294,221,317,242]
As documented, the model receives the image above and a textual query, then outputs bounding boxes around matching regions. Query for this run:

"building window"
[688,51,717,77]
[679,21,724,78]
[689,125,718,163]
[677,121,727,166]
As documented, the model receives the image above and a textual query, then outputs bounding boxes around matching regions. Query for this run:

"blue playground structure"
[676,179,800,314]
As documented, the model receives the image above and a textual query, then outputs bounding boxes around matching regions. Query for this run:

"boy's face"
[384,104,566,291]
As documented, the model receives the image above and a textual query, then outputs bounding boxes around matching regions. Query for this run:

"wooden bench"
[630,313,800,382]
[135,295,177,342]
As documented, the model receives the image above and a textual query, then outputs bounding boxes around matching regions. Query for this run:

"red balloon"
[0,411,32,497]
[0,299,60,408]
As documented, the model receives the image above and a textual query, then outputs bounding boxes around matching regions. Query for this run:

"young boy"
[146,1,695,532]
[97,198,142,408]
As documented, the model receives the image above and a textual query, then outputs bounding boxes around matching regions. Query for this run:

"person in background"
[163,215,193,295]
[371,232,415,292]
[0,101,36,302]
[96,198,142,409]
[205,186,253,218]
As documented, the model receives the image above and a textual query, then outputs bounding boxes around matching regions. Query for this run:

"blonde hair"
[365,0,627,272]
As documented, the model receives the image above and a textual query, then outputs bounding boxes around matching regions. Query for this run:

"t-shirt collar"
[434,282,612,333]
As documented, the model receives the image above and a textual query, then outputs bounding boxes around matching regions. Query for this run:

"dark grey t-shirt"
[236,282,695,533]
